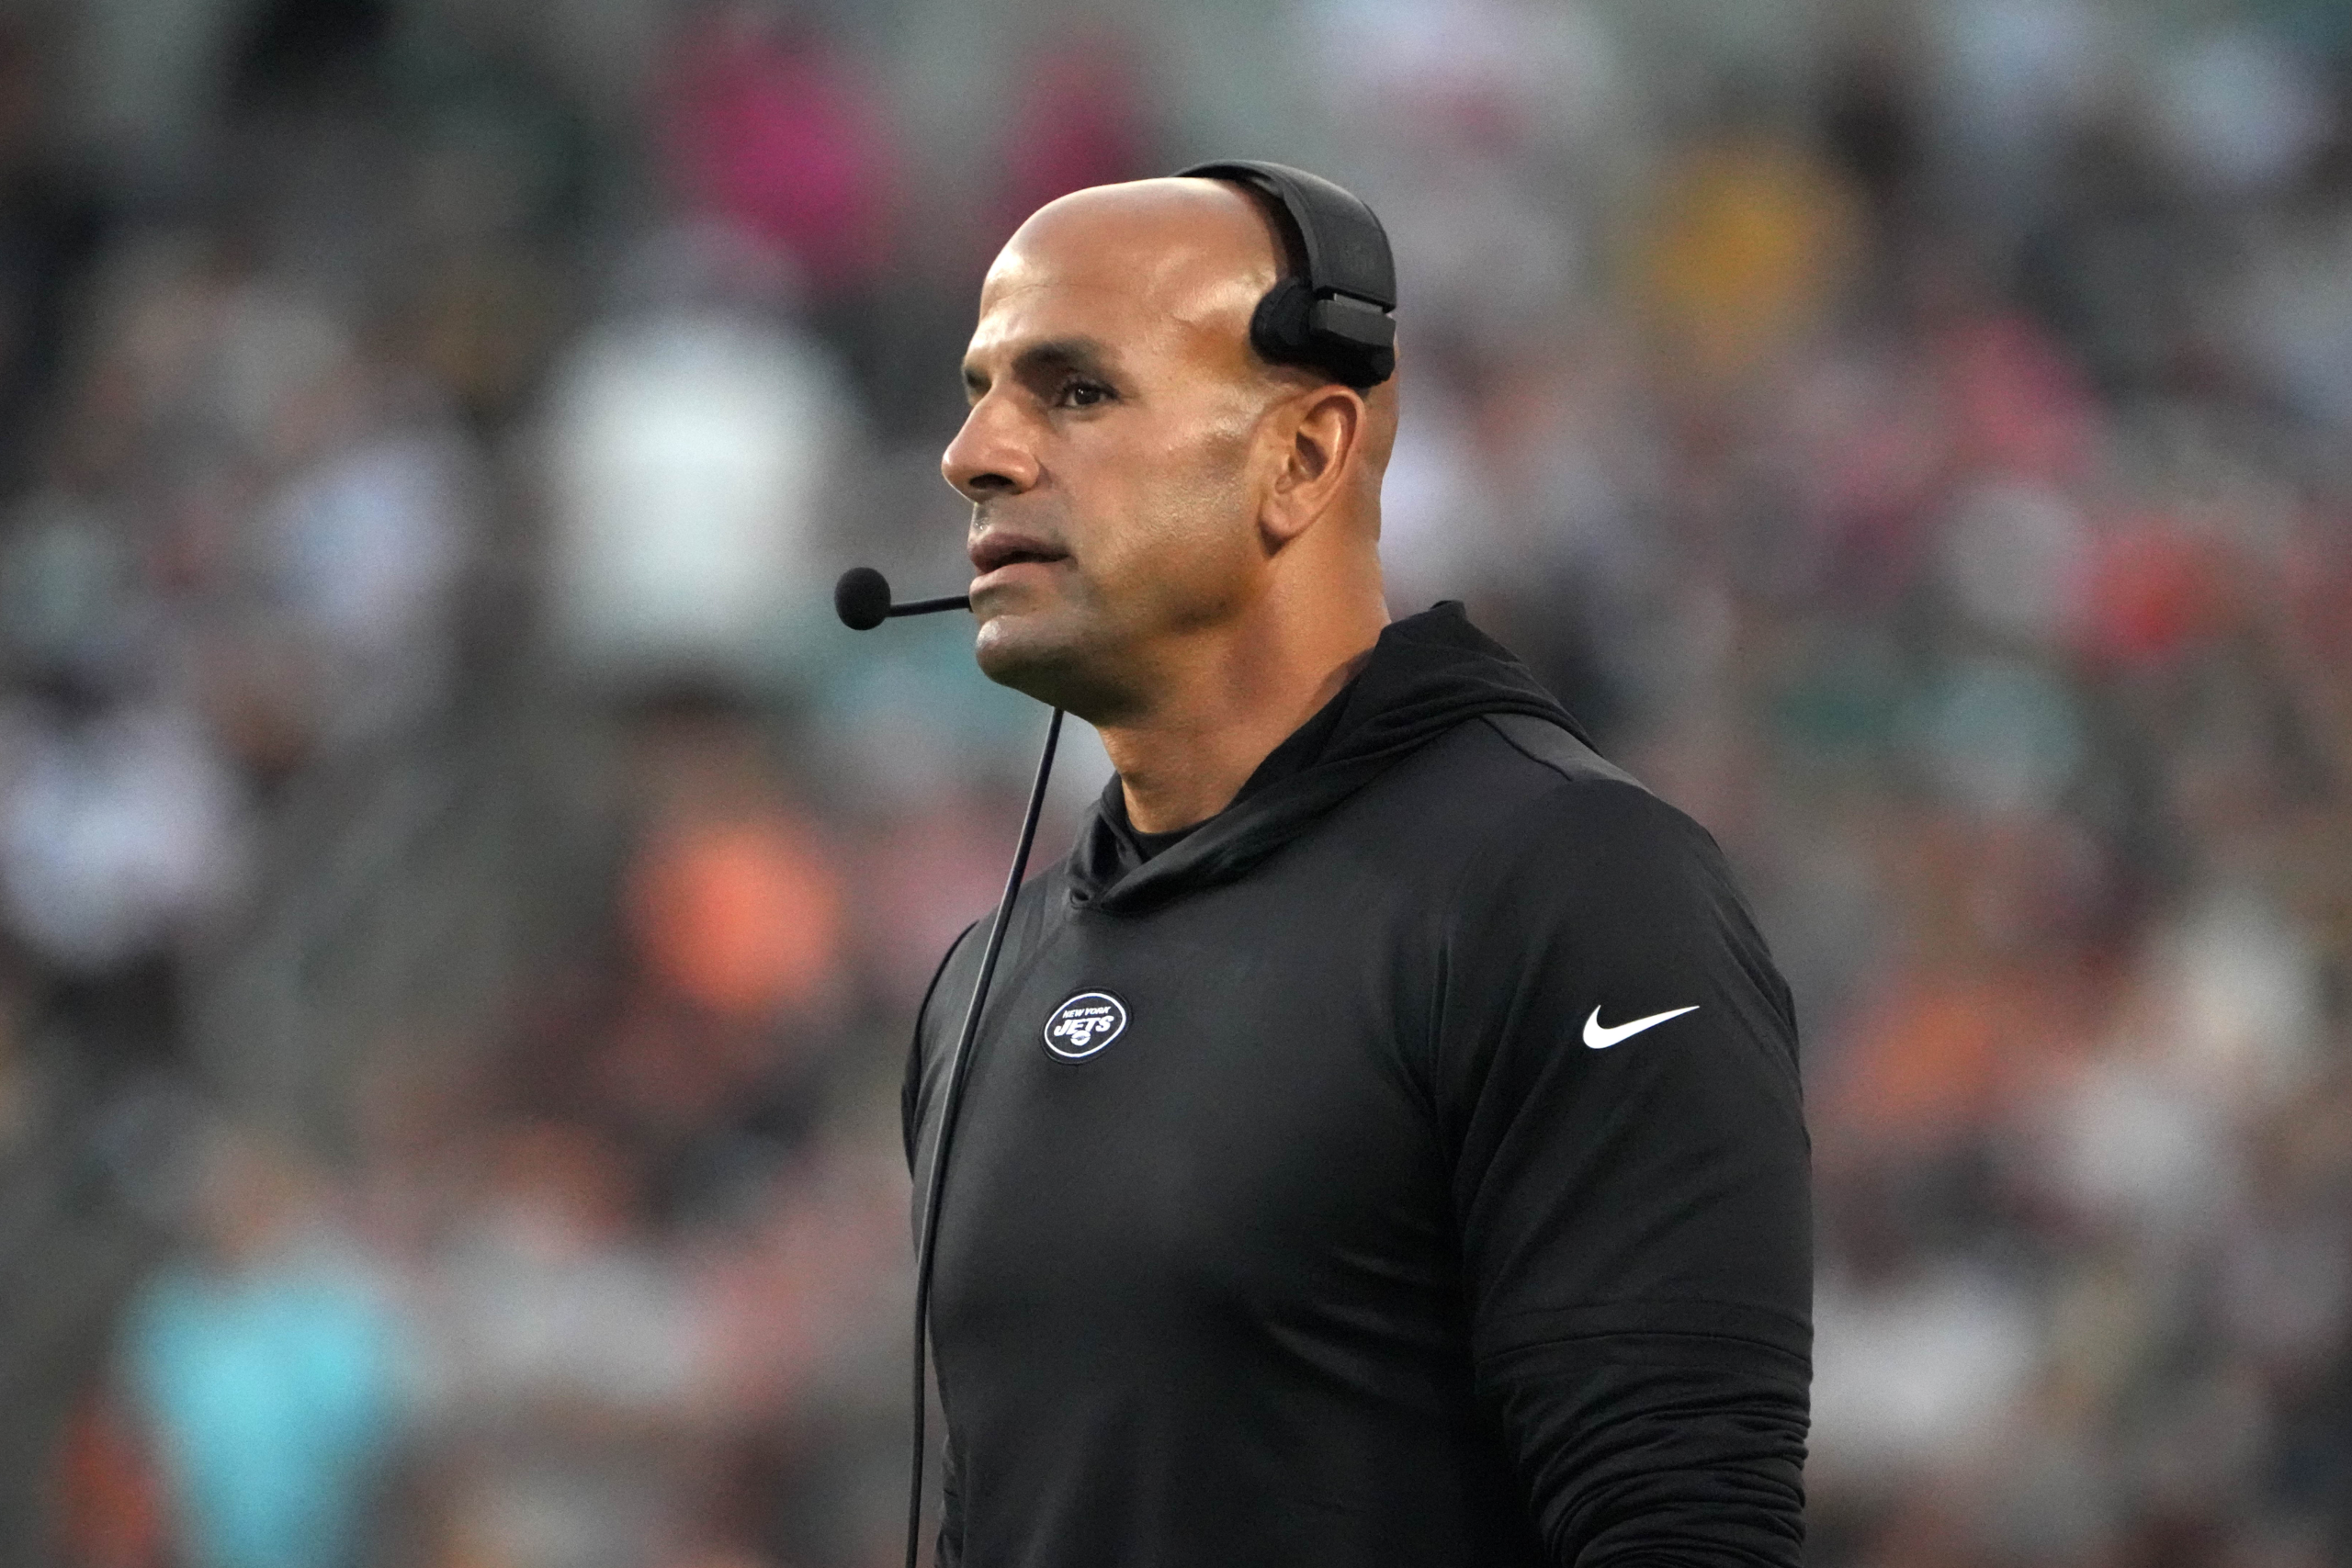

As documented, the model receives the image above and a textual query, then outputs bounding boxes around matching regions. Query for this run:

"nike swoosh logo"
[1583,1004,1700,1049]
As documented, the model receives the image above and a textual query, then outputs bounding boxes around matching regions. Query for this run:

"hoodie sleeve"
[1431,773,1812,1567]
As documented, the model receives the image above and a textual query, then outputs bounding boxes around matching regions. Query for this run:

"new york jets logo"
[1043,992,1128,1059]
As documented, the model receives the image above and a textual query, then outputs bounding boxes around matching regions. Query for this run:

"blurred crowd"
[0,2,2346,1567]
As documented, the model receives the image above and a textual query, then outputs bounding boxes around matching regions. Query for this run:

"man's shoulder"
[1470,712,1644,792]
[1387,711,1672,832]
[1369,712,1736,908]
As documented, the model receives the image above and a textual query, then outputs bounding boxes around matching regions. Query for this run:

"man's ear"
[1260,386,1365,550]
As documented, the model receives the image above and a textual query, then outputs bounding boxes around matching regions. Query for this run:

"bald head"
[984,178,1398,484]
[944,175,1397,728]
[993,179,1282,368]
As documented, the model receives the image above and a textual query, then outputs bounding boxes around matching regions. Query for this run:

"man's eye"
[1057,378,1113,409]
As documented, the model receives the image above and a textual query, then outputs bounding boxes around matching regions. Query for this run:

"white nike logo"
[1582,1004,1700,1049]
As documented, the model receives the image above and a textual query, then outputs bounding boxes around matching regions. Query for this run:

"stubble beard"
[973,589,1143,724]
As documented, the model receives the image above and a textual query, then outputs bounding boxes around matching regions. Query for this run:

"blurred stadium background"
[1,1,2348,1565]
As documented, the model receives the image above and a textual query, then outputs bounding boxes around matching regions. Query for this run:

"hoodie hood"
[1067,603,1587,914]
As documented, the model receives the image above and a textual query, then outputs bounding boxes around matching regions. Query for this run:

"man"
[905,168,1810,1565]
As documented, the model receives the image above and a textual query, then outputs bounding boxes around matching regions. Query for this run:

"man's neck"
[1099,601,1385,834]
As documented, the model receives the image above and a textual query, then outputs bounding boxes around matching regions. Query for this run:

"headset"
[1175,159,1398,389]
[849,159,1398,1568]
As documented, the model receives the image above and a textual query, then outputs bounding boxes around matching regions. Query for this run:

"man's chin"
[973,610,1120,717]
[973,609,1067,693]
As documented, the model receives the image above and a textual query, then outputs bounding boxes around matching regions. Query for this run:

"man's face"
[944,182,1287,719]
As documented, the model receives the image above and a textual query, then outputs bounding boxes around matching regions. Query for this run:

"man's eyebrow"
[963,336,1121,393]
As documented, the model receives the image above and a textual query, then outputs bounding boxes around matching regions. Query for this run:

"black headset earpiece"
[1175,159,1398,389]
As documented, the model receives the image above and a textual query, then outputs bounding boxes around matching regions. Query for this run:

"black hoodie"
[905,604,1811,1567]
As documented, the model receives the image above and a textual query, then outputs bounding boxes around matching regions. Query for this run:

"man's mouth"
[968,531,1070,585]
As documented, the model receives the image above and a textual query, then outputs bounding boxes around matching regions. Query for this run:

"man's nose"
[942,395,1041,502]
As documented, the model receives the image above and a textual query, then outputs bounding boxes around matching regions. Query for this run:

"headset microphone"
[837,568,1060,1568]
[834,565,972,629]
[1174,159,1398,389]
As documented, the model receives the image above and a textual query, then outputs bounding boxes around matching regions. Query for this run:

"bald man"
[904,169,1810,1567]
